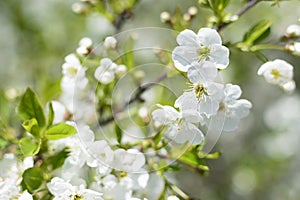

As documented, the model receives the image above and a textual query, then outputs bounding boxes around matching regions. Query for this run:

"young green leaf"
[18,88,46,127]
[47,102,54,127]
[22,118,40,138]
[45,123,77,140]
[21,167,43,192]
[237,20,272,51]
[115,123,122,144]
[19,137,41,156]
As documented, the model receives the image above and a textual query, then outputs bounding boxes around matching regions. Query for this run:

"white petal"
[175,123,204,145]
[152,105,179,123]
[187,61,218,83]
[209,44,229,69]
[176,29,199,46]
[224,84,242,101]
[197,28,222,46]
[174,91,198,111]
[172,46,198,72]
[181,110,203,123]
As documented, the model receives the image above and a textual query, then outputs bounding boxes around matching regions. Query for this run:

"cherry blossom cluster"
[152,28,252,145]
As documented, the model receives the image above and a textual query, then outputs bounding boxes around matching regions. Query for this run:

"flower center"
[271,69,281,80]
[193,83,208,97]
[68,67,78,77]
[71,194,83,200]
[198,46,210,61]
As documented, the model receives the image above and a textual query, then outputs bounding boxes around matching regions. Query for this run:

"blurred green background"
[1,0,300,199]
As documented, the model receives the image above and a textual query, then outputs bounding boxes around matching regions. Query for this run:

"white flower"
[186,63,225,116]
[285,24,300,37]
[206,84,252,132]
[172,28,229,71]
[0,154,33,199]
[286,42,300,56]
[257,59,295,91]
[104,36,117,49]
[47,177,103,200]
[94,58,118,84]
[62,54,83,79]
[152,105,204,145]
[112,149,145,172]
[19,190,33,200]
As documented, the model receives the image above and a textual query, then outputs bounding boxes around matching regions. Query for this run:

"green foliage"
[19,137,41,156]
[42,148,70,170]
[47,102,54,127]
[45,123,77,140]
[237,20,272,51]
[21,167,44,192]
[115,123,123,144]
[22,118,40,138]
[18,88,46,128]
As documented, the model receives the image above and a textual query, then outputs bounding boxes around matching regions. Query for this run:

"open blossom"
[47,177,103,200]
[0,154,33,199]
[172,28,229,72]
[152,105,204,145]
[112,149,146,172]
[186,62,224,116]
[62,54,83,79]
[257,59,295,92]
[205,84,252,132]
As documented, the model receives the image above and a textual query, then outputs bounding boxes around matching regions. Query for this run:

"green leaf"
[47,102,54,127]
[42,148,70,170]
[21,167,43,192]
[45,123,77,140]
[115,123,122,144]
[19,137,41,156]
[22,118,40,138]
[18,88,46,127]
[237,20,272,51]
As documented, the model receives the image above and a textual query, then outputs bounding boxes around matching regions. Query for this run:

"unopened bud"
[160,11,171,23]
[188,6,198,16]
[104,36,117,49]
[183,13,191,21]
[72,2,89,14]
[285,24,300,38]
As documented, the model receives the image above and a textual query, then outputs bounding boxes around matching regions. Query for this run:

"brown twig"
[98,71,168,126]
[217,0,260,31]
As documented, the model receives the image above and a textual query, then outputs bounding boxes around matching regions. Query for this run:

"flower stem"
[250,44,285,51]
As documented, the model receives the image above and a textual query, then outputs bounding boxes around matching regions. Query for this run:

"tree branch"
[217,0,260,31]
[98,72,168,126]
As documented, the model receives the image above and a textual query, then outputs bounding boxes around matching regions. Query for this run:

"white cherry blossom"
[257,59,295,92]
[152,105,204,145]
[172,28,229,72]
[206,84,252,132]
[47,177,103,200]
[62,54,83,79]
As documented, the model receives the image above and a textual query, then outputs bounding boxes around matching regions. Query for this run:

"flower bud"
[183,13,191,21]
[72,2,89,14]
[188,6,198,16]
[285,24,300,38]
[160,11,171,23]
[104,36,117,49]
[285,42,300,56]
